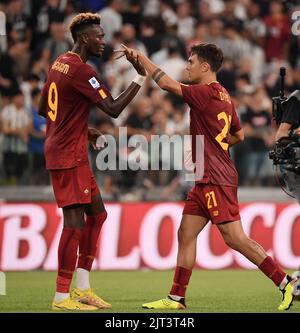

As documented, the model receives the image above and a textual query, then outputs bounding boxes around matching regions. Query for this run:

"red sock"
[56,227,82,293]
[77,211,107,271]
[259,256,286,287]
[169,266,192,298]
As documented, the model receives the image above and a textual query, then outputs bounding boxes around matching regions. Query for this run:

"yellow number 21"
[48,82,58,122]
[205,191,217,209]
[215,112,232,151]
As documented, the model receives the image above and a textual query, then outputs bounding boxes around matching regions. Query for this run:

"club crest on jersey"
[88,77,100,89]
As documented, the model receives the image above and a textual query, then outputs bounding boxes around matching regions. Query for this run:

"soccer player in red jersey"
[120,43,299,311]
[38,13,146,310]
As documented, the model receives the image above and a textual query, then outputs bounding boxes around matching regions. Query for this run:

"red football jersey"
[181,81,242,187]
[41,52,110,170]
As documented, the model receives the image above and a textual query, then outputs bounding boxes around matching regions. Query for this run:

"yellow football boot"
[52,297,97,311]
[142,296,186,310]
[71,288,111,309]
[278,278,299,311]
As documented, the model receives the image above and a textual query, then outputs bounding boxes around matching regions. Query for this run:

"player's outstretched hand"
[88,127,107,150]
[115,44,146,76]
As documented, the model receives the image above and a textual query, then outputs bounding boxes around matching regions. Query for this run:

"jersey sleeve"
[180,84,210,109]
[281,98,300,126]
[72,64,111,104]
[229,106,242,134]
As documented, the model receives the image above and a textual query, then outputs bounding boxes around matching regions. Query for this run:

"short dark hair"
[190,43,223,72]
[69,13,101,42]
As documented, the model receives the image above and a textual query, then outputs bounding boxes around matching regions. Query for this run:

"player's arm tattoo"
[152,68,166,84]
[137,52,182,95]
[96,82,141,119]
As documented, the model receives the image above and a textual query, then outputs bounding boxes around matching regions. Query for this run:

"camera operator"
[274,90,300,202]
[275,93,300,141]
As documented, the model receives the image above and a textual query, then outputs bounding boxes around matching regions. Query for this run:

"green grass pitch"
[0,270,298,313]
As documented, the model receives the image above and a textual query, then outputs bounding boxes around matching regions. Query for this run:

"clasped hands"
[114,44,146,76]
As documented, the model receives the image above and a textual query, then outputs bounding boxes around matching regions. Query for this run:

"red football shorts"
[183,183,240,224]
[50,164,100,208]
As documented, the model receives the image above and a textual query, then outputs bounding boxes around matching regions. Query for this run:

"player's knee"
[73,228,83,240]
[64,218,84,229]
[178,226,186,240]
[177,226,195,244]
[101,210,108,222]
[227,241,237,251]
[97,210,107,225]
[224,235,247,251]
[224,238,238,250]
[85,210,107,227]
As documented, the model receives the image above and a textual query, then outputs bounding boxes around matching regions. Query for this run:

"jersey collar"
[207,81,219,85]
[67,51,83,63]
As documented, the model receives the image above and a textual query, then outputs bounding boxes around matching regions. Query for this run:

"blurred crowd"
[0,0,299,200]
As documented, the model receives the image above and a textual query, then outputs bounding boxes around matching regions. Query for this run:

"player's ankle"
[168,294,185,305]
[76,268,90,290]
[54,292,69,302]
[279,275,291,290]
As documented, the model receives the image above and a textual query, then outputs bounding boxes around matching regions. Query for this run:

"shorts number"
[215,112,232,150]
[205,191,217,209]
[48,82,58,122]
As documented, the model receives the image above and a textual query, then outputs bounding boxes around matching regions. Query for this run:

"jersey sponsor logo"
[89,77,100,89]
[98,88,107,99]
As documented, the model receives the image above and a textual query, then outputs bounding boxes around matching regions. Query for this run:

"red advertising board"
[0,202,299,270]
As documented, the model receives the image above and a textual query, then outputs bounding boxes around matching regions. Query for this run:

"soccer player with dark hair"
[38,13,146,310]
[119,43,299,311]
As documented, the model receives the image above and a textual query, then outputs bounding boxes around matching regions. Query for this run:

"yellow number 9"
[48,82,58,122]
